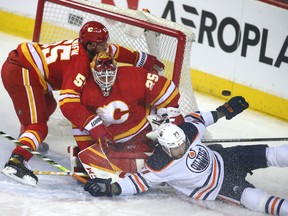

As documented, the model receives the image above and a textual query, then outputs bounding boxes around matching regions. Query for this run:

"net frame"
[33,0,199,134]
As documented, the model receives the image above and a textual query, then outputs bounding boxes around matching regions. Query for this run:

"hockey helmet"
[79,21,109,47]
[157,123,188,158]
[91,52,117,97]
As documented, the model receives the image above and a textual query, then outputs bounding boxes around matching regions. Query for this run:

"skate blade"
[1,166,37,187]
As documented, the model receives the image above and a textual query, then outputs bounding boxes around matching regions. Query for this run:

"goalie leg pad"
[78,144,121,182]
[77,144,150,182]
[107,151,149,173]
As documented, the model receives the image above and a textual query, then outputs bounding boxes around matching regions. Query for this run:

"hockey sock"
[241,187,288,216]
[266,145,288,167]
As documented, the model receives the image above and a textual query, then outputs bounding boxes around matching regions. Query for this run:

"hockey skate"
[1,154,38,186]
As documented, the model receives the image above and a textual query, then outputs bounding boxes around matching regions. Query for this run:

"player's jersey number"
[41,41,72,64]
[41,40,86,88]
[74,73,86,87]
[146,73,159,90]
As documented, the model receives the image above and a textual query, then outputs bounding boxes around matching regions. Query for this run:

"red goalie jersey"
[72,66,180,153]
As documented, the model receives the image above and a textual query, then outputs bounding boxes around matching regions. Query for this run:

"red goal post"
[33,0,199,133]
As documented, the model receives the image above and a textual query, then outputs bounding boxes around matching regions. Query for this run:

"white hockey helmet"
[157,123,188,158]
[91,52,117,97]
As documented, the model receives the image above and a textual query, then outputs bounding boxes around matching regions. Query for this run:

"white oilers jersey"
[117,111,224,200]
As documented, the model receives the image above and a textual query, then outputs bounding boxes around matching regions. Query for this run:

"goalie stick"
[202,137,288,143]
[0,130,88,184]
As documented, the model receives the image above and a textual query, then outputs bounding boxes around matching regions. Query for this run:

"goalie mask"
[157,123,189,159]
[91,52,117,97]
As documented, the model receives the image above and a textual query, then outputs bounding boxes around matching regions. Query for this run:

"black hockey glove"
[84,178,112,197]
[216,96,249,120]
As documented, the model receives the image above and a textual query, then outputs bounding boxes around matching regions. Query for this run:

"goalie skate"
[1,154,38,187]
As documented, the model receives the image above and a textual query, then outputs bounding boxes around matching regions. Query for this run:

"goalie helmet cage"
[33,0,199,134]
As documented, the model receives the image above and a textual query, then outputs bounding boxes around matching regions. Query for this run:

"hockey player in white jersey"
[84,96,288,216]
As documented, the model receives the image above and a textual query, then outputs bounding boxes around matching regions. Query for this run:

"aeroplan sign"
[162,1,288,69]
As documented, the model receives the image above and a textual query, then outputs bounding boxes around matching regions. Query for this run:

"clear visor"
[162,138,188,159]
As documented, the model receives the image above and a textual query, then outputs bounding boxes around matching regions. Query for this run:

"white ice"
[0,32,287,216]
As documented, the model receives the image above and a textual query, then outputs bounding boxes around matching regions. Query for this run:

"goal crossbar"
[33,0,189,86]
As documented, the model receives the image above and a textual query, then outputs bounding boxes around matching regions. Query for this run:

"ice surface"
[0,32,287,216]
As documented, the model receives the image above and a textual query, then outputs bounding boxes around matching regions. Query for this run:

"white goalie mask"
[157,123,188,158]
[91,52,117,97]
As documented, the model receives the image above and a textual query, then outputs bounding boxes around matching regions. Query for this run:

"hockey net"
[33,0,199,135]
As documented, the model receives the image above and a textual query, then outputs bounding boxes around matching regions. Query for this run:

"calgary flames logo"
[87,27,93,32]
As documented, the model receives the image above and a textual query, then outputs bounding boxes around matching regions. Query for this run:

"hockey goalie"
[68,51,184,181]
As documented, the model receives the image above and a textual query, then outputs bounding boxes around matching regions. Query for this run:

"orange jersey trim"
[132,174,146,192]
[195,158,218,199]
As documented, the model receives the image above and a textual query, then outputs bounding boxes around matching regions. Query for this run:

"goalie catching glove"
[84,115,115,144]
[134,51,165,72]
[216,96,249,120]
[84,177,121,197]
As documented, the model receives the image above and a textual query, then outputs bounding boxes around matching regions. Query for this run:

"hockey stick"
[202,137,288,143]
[33,170,89,177]
[0,130,87,184]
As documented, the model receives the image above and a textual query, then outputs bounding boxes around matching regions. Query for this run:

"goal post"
[33,0,199,133]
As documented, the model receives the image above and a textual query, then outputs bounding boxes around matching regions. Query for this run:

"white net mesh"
[36,0,199,134]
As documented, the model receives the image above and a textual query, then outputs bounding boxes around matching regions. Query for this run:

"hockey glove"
[134,51,165,72]
[216,96,249,120]
[84,115,115,144]
[146,114,165,141]
[157,107,184,125]
[84,178,112,197]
